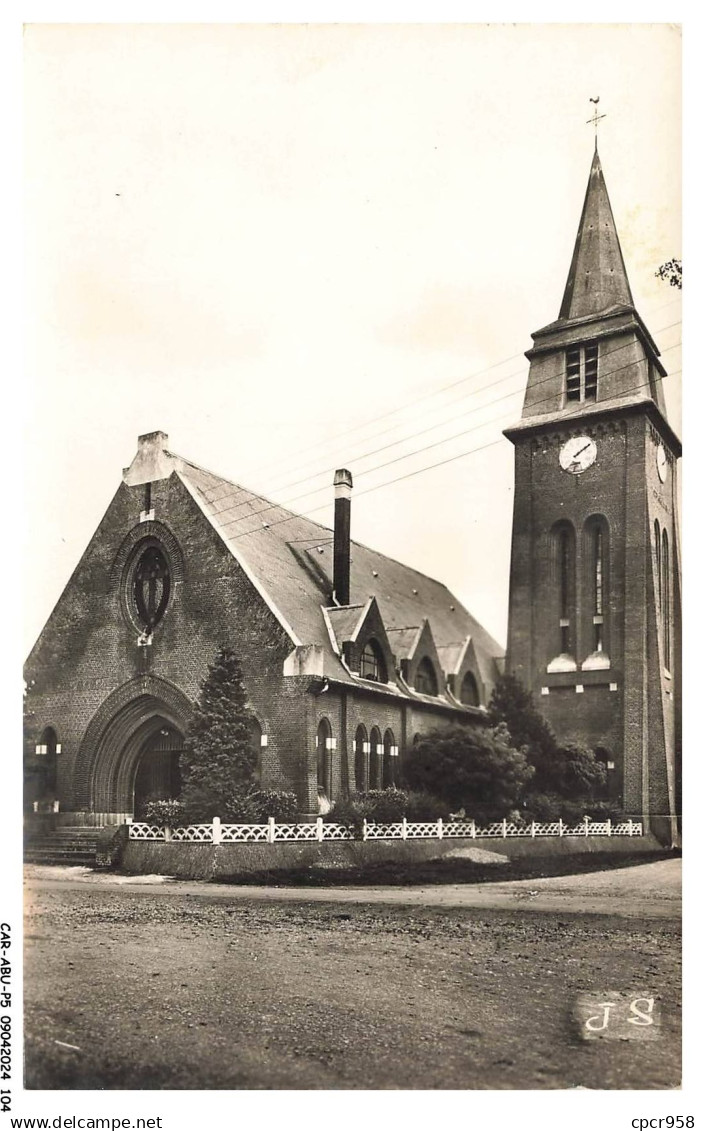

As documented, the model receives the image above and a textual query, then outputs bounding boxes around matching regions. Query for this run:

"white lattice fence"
[220,823,270,843]
[128,822,166,841]
[170,824,215,842]
[128,816,643,843]
[363,821,404,840]
[273,822,319,841]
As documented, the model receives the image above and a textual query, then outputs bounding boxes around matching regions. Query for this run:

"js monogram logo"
[575,993,662,1040]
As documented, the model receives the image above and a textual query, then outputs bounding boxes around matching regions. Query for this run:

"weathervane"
[587,96,606,146]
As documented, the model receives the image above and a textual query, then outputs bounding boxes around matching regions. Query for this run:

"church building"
[505,146,681,844]
[24,434,503,824]
[24,142,680,838]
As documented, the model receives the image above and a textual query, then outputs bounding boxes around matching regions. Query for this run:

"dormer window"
[566,343,598,403]
[460,671,480,707]
[360,640,387,683]
[414,657,438,696]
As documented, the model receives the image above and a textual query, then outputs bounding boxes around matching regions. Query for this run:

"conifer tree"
[488,673,606,800]
[179,647,258,821]
[487,673,558,767]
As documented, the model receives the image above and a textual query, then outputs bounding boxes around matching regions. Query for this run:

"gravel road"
[24,862,680,1091]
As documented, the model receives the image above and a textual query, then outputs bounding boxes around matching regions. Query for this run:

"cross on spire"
[587,97,606,146]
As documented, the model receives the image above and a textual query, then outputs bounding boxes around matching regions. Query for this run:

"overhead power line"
[199,325,681,530]
[217,360,681,542]
[254,321,682,507]
[242,294,683,490]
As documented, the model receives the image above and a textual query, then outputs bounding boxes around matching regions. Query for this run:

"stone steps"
[24,827,101,866]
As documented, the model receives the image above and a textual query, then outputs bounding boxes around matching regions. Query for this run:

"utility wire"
[217,361,681,542]
[242,294,682,490]
[199,326,681,528]
[254,323,682,507]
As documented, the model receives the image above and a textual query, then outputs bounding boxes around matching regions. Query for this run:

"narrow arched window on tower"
[559,527,572,654]
[662,529,670,670]
[582,517,610,670]
[654,520,662,616]
[548,522,576,672]
[593,526,604,652]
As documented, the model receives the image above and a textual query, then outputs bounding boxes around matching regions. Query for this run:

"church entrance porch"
[133,725,184,817]
[65,676,194,826]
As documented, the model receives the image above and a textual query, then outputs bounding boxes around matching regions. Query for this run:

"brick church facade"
[24,432,503,824]
[24,144,681,837]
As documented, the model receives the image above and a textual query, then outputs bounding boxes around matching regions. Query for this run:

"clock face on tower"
[559,435,597,475]
[656,443,669,483]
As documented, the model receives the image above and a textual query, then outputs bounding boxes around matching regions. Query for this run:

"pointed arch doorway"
[73,676,193,823]
[133,723,184,816]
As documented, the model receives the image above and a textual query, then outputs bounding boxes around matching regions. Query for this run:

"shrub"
[554,743,608,799]
[363,788,408,822]
[404,724,533,821]
[251,789,298,822]
[521,793,623,824]
[180,787,299,825]
[140,799,185,826]
[326,794,374,838]
[404,790,451,821]
[326,788,451,834]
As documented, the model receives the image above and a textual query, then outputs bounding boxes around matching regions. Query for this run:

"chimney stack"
[333,469,353,606]
[123,431,174,485]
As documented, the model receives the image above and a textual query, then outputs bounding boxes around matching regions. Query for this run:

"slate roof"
[386,626,424,661]
[168,452,504,698]
[326,605,368,649]
[558,148,634,322]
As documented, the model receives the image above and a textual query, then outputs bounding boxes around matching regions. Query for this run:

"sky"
[23,23,682,653]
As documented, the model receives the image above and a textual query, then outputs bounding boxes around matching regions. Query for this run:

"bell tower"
[504,145,681,843]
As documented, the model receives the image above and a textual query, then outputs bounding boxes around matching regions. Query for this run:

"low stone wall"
[121,832,666,881]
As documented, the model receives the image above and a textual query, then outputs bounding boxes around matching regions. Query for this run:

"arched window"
[133,544,171,631]
[655,520,662,614]
[558,523,575,654]
[460,671,480,706]
[581,516,610,667]
[248,716,263,783]
[547,522,577,671]
[382,729,396,788]
[662,529,670,669]
[37,726,59,797]
[592,524,605,653]
[316,717,332,800]
[360,639,387,683]
[354,725,368,793]
[415,658,438,696]
[369,727,382,790]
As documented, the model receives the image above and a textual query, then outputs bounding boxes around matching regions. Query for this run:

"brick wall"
[506,405,680,820]
[25,471,484,818]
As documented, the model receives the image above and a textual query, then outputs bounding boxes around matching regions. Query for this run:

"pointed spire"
[559,148,634,321]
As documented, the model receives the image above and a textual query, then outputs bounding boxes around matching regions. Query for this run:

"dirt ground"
[23,862,681,1091]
